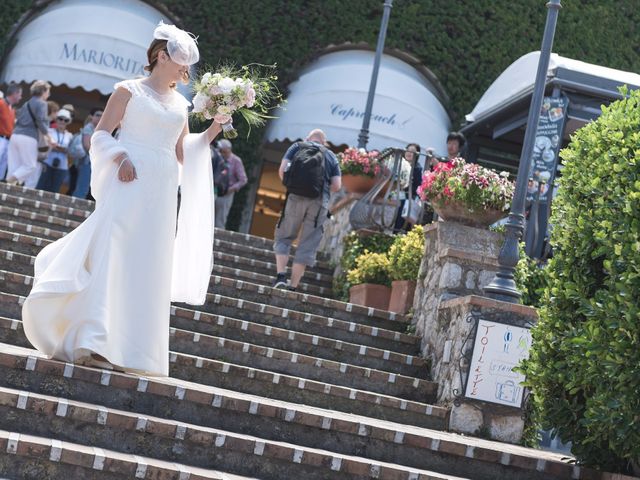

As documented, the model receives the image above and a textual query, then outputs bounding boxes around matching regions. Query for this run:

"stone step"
[0,191,91,223]
[0,182,95,210]
[0,256,401,334]
[0,218,334,280]
[213,250,334,290]
[0,231,397,329]
[0,183,331,262]
[0,308,434,403]
[169,306,426,377]
[0,429,259,480]
[0,190,335,272]
[203,275,406,331]
[0,288,419,357]
[0,387,464,480]
[0,244,329,298]
[213,236,334,275]
[0,315,442,429]
[0,214,333,290]
[0,344,598,480]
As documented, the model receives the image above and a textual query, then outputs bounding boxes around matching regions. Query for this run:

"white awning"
[0,0,169,95]
[466,51,640,123]
[265,50,451,153]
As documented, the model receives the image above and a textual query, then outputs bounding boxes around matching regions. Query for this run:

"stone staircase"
[0,183,621,480]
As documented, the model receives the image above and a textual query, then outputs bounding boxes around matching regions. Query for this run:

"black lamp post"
[357,0,393,149]
[484,0,562,302]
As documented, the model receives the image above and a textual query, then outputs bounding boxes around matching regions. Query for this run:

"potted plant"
[347,250,391,310]
[338,147,383,193]
[417,158,515,228]
[387,225,425,314]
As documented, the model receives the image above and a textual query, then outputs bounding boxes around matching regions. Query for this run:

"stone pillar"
[411,222,536,443]
[436,295,537,443]
[412,221,504,355]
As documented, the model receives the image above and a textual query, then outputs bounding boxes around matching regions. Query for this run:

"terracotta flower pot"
[342,174,378,194]
[432,202,507,228]
[349,283,391,311]
[388,280,416,314]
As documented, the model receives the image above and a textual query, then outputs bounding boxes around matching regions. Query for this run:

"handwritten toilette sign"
[464,319,532,407]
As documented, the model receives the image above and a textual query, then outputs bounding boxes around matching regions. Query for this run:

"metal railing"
[348,148,422,232]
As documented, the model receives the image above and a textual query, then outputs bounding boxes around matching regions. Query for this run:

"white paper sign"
[464,319,532,407]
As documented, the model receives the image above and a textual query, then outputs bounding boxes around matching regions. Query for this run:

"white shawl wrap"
[90,130,214,305]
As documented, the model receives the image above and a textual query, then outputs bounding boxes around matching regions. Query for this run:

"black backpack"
[212,149,231,196]
[283,142,326,199]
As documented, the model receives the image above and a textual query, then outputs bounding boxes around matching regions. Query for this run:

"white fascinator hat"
[153,21,199,66]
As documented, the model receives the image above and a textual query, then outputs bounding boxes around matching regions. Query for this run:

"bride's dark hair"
[144,39,190,87]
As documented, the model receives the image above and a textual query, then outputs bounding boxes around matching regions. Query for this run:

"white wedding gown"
[22,79,214,376]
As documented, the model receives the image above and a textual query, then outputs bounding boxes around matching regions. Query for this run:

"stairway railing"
[349,148,416,232]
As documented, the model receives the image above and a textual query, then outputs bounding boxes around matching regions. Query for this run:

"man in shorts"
[273,129,341,291]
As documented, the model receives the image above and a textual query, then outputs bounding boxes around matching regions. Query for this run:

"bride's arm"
[176,120,222,164]
[96,87,131,136]
[95,87,136,182]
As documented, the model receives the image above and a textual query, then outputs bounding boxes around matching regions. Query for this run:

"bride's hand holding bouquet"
[191,64,283,139]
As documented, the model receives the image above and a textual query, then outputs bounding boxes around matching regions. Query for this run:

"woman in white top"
[22,22,220,375]
[36,108,73,193]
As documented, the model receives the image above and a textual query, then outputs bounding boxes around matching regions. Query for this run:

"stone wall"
[412,222,503,356]
[410,221,539,443]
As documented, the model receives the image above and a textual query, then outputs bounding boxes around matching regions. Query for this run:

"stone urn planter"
[349,283,391,311]
[342,174,378,194]
[432,202,507,228]
[388,280,416,314]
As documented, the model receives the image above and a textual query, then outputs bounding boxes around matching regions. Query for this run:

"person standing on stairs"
[213,139,247,229]
[22,22,220,375]
[0,83,22,181]
[273,129,341,291]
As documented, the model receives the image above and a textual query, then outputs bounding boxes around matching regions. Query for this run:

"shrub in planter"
[346,251,391,310]
[521,88,640,473]
[388,225,425,313]
[333,232,395,301]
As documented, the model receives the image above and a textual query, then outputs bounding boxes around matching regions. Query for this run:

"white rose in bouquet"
[191,63,284,139]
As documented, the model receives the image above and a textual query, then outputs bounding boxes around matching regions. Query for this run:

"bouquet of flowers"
[417,158,514,212]
[191,64,283,139]
[337,147,383,178]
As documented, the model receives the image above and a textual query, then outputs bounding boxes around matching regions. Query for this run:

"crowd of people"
[0,79,250,229]
[0,80,104,200]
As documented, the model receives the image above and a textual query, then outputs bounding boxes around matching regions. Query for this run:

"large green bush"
[522,88,640,473]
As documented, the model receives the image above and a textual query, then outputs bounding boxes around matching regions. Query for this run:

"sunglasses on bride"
[56,117,71,123]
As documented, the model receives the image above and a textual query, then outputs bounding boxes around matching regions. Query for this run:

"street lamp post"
[357,0,393,149]
[484,0,562,302]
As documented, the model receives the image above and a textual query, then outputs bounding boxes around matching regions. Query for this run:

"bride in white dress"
[21,23,221,376]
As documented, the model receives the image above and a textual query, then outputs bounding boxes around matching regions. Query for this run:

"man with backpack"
[273,129,341,291]
[212,139,247,229]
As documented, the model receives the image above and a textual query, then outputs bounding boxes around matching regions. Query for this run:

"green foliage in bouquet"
[334,232,395,300]
[388,225,425,282]
[191,63,283,138]
[521,88,640,473]
[347,251,391,287]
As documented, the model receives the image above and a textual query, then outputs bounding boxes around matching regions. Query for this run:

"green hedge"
[522,88,640,473]
[3,0,639,229]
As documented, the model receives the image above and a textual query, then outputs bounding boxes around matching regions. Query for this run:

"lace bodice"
[114,79,190,152]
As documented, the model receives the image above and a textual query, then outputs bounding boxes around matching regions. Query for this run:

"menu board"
[464,319,532,408]
[526,95,569,203]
